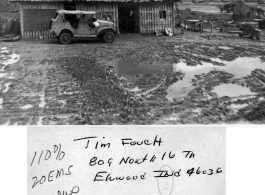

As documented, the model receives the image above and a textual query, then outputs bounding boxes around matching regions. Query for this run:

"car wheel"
[255,31,261,40]
[103,32,114,43]
[59,33,71,44]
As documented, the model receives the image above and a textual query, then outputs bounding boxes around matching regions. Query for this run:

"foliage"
[0,0,16,13]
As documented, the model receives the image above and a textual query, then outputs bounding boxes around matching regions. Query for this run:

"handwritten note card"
[28,126,226,195]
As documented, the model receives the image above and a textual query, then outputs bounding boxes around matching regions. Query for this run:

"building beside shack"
[258,0,265,4]
[9,0,180,38]
[228,0,265,21]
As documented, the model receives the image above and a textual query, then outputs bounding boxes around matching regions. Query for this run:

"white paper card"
[28,126,226,195]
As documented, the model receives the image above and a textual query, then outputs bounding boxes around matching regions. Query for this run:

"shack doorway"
[118,6,139,33]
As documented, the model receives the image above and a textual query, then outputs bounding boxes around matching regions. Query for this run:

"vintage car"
[49,10,116,44]
[239,22,261,40]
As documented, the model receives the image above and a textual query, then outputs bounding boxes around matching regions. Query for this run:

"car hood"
[97,19,114,25]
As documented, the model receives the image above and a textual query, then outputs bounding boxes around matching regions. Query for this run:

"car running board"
[74,35,97,37]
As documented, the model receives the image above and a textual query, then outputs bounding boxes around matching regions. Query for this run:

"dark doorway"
[64,2,77,21]
[118,6,139,33]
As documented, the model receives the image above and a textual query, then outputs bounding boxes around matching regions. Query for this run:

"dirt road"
[0,31,265,125]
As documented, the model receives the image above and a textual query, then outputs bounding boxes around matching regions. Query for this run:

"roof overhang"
[9,0,180,3]
[57,10,97,15]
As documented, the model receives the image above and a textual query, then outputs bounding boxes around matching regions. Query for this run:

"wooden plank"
[151,4,153,33]
[139,6,141,33]
[23,9,56,31]
[141,6,144,33]
[146,6,148,33]
[19,3,24,38]
[138,5,141,33]
[172,3,174,28]
[152,4,154,33]
[143,5,145,33]
[156,4,160,33]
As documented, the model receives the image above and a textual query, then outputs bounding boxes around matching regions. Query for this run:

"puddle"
[3,82,11,93]
[58,100,67,105]
[0,73,7,78]
[232,95,256,101]
[218,46,231,50]
[63,91,75,95]
[229,103,249,113]
[115,59,173,78]
[39,94,46,108]
[0,98,3,109]
[128,86,142,92]
[21,104,34,109]
[192,108,202,114]
[115,56,264,101]
[211,57,265,78]
[212,84,256,97]
[167,57,265,99]
[7,73,15,79]
[165,117,178,121]
[137,77,166,96]
[259,97,265,101]
[0,51,20,71]
[37,117,43,125]
[167,61,215,99]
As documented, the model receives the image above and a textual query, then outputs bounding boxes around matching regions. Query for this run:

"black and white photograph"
[1,1,265,194]
[0,0,265,125]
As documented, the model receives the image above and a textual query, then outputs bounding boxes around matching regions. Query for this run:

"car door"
[76,19,91,35]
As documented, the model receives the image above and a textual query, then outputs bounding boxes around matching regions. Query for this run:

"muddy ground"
[0,30,265,125]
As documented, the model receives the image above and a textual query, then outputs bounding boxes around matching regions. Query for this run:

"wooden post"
[19,3,24,38]
[116,5,120,34]
[0,16,2,37]
[172,2,176,35]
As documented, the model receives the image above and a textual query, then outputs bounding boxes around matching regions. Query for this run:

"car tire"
[103,32,114,43]
[59,33,72,44]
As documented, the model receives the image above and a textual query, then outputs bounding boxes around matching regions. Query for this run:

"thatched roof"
[9,0,179,2]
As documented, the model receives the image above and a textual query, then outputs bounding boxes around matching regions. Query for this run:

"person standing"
[128,10,135,32]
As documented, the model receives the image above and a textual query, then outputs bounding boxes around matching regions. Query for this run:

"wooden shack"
[9,0,179,38]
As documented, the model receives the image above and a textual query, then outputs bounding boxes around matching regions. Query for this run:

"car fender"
[58,28,74,37]
[97,27,116,36]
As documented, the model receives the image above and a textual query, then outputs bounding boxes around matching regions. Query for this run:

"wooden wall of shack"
[76,3,119,33]
[19,2,62,38]
[139,3,175,33]
[18,1,175,38]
